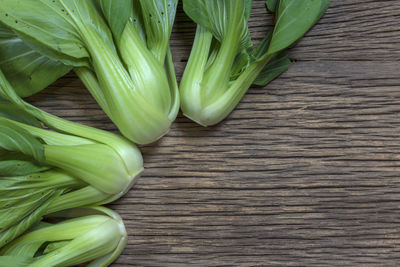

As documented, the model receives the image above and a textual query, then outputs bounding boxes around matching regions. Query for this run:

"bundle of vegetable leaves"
[0,68,143,248]
[0,207,128,266]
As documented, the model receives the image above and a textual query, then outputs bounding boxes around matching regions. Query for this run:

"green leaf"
[43,240,70,254]
[244,0,253,21]
[182,0,208,29]
[0,23,72,97]
[183,0,252,51]
[98,0,147,48]
[230,49,252,81]
[98,0,134,43]
[251,30,291,86]
[252,31,273,60]
[0,119,44,162]
[253,51,290,86]
[0,190,58,248]
[0,171,78,247]
[0,153,49,176]
[266,0,279,12]
[0,185,55,230]
[267,0,330,55]
[0,159,45,176]
[59,0,116,53]
[0,98,41,128]
[98,0,177,62]
[0,0,90,67]
[138,0,178,60]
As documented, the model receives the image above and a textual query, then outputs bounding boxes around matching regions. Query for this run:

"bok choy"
[180,0,329,126]
[0,0,179,144]
[0,68,143,247]
[0,206,127,267]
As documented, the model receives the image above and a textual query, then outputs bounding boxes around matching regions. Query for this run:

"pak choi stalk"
[97,0,180,135]
[0,207,127,267]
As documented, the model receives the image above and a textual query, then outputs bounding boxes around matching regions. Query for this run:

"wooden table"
[29,0,400,266]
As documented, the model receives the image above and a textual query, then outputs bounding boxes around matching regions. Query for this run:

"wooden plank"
[25,0,400,266]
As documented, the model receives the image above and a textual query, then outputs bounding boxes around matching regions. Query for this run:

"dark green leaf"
[0,119,44,162]
[183,0,252,51]
[138,0,178,60]
[230,50,252,80]
[58,0,116,54]
[0,0,118,67]
[98,0,147,55]
[131,0,147,43]
[253,51,291,86]
[0,171,78,247]
[266,0,279,12]
[98,0,178,61]
[267,0,330,55]
[43,240,70,254]
[98,0,134,42]
[182,0,209,31]
[0,0,90,66]
[0,152,49,176]
[0,188,58,247]
[0,185,55,229]
[244,0,253,21]
[252,31,273,60]
[0,23,71,97]
[0,99,41,128]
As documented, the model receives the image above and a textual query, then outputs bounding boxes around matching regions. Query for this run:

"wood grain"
[27,0,400,266]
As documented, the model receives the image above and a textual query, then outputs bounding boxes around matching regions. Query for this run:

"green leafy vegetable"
[0,68,143,247]
[97,0,180,142]
[0,206,127,267]
[180,0,329,126]
[0,0,179,144]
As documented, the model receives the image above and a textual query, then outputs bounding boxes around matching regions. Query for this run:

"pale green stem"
[179,25,213,126]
